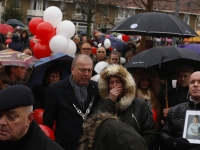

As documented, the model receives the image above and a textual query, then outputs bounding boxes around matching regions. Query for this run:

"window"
[30,0,47,11]
[117,8,135,18]
[198,16,200,26]
[184,14,190,25]
[102,7,109,18]
[14,0,20,8]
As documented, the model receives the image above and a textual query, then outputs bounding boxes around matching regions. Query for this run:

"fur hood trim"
[79,113,118,150]
[98,64,136,111]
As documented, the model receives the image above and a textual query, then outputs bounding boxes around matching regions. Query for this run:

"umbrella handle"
[165,78,168,108]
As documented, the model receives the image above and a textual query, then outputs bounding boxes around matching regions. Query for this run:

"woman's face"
[139,77,150,90]
[97,47,106,60]
[6,32,12,39]
[47,72,60,84]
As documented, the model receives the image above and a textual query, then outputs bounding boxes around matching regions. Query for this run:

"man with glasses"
[43,54,100,150]
[80,42,96,63]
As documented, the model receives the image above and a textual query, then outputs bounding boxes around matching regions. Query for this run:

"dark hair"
[20,30,29,41]
[42,64,62,85]
[4,66,13,76]
[176,65,194,74]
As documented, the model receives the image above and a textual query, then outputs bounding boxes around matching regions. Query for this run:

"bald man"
[160,71,200,150]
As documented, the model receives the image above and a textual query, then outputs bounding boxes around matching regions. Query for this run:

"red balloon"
[108,47,113,51]
[28,17,44,35]
[33,108,44,125]
[33,42,52,59]
[152,108,157,122]
[5,39,12,45]
[92,46,97,54]
[39,125,55,141]
[36,22,55,43]
[30,36,41,50]
[122,34,130,42]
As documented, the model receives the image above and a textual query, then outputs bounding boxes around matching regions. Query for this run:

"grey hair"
[26,105,33,113]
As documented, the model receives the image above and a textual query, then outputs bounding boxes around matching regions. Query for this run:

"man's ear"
[27,112,34,127]
[71,66,74,75]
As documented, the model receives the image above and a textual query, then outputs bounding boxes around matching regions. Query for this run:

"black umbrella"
[6,19,25,27]
[28,53,74,89]
[111,12,198,38]
[125,46,200,70]
[125,46,200,108]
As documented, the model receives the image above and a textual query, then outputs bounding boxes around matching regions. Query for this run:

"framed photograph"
[183,110,200,144]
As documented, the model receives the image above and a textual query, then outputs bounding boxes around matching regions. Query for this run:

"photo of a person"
[187,115,200,139]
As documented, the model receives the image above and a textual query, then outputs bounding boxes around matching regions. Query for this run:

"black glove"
[173,137,194,150]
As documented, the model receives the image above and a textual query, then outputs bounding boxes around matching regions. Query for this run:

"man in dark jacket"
[43,54,100,150]
[160,71,200,150]
[93,64,157,149]
[0,85,64,150]
[162,65,194,118]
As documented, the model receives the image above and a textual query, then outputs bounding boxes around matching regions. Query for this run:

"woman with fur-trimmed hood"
[133,68,161,130]
[79,113,148,150]
[92,64,157,149]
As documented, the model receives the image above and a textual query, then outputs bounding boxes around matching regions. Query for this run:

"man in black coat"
[0,85,64,150]
[43,54,100,150]
[160,71,200,150]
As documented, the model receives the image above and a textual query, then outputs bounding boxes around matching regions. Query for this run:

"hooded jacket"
[79,113,148,150]
[9,34,24,52]
[93,65,157,149]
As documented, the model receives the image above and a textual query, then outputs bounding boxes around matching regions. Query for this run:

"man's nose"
[0,116,7,125]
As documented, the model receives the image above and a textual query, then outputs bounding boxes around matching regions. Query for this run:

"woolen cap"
[0,85,34,111]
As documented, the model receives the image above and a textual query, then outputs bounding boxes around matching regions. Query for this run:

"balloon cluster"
[28,6,76,59]
[117,34,130,42]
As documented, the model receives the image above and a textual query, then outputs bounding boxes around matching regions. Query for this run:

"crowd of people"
[0,29,200,150]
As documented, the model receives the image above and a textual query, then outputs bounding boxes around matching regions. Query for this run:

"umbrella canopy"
[28,53,74,89]
[0,49,38,68]
[111,12,198,38]
[0,24,14,34]
[178,44,200,54]
[101,37,128,51]
[6,19,25,27]
[125,46,200,69]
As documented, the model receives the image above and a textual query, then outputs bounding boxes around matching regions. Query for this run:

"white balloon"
[43,6,62,28]
[117,34,122,40]
[120,57,126,64]
[49,35,68,53]
[94,61,109,74]
[98,43,102,47]
[64,39,76,55]
[104,38,111,49]
[91,74,100,82]
[56,20,76,39]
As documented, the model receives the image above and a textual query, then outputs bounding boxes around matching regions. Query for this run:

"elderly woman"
[93,64,157,149]
[133,68,161,130]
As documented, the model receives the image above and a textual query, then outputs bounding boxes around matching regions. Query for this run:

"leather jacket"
[160,99,200,150]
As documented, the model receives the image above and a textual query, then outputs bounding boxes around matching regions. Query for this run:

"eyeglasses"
[81,48,91,51]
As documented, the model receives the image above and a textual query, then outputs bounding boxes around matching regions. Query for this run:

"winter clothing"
[0,120,64,150]
[79,113,148,150]
[93,65,157,149]
[0,66,21,90]
[160,98,200,150]
[20,30,30,48]
[133,68,161,130]
[43,76,100,150]
[8,34,24,52]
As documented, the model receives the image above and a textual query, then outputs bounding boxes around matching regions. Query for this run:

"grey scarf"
[69,75,88,110]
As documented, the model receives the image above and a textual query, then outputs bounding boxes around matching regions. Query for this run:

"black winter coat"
[160,99,200,150]
[0,120,64,150]
[43,77,100,150]
[94,98,158,149]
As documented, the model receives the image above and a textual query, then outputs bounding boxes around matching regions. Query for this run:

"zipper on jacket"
[132,113,140,131]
